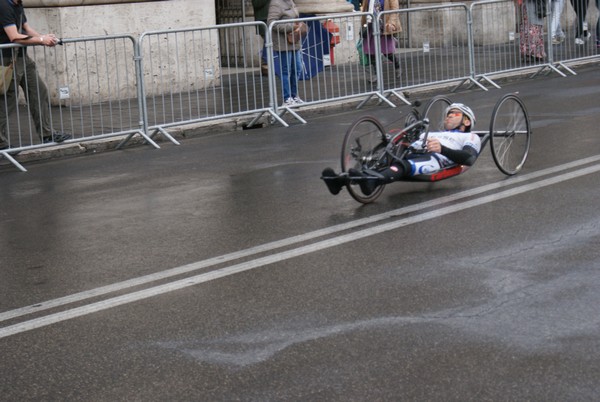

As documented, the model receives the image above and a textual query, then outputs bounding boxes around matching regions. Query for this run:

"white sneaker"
[282,97,296,107]
[551,36,560,45]
[292,96,304,104]
[575,37,585,45]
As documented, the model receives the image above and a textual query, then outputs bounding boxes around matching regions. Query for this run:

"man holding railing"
[0,0,71,150]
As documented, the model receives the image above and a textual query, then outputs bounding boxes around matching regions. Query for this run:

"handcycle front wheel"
[489,94,531,175]
[341,116,388,204]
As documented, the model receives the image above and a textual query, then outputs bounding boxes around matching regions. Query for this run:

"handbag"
[0,62,15,95]
[287,22,308,44]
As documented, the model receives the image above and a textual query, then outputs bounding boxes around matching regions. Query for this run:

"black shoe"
[43,131,72,144]
[321,167,345,195]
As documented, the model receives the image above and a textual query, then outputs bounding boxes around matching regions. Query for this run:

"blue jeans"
[276,50,302,100]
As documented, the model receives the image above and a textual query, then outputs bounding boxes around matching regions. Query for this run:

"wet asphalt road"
[1,64,600,400]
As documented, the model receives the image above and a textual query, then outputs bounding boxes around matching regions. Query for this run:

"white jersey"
[412,131,481,167]
[403,130,481,176]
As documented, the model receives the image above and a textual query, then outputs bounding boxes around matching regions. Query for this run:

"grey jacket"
[267,0,302,52]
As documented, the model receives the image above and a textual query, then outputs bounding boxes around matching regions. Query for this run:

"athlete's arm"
[440,145,479,166]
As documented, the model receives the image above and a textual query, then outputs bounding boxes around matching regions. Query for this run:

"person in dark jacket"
[252,0,270,75]
[0,0,71,149]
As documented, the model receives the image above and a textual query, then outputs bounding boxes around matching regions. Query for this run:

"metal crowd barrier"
[378,4,478,102]
[0,35,151,172]
[470,0,562,86]
[137,22,284,136]
[1,6,598,172]
[546,0,599,67]
[470,0,599,87]
[268,12,395,124]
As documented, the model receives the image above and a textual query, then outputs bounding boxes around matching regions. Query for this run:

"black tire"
[341,116,388,204]
[423,95,452,131]
[489,94,531,175]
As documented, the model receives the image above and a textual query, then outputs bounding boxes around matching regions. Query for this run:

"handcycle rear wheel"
[489,94,531,175]
[341,116,388,204]
[423,95,452,131]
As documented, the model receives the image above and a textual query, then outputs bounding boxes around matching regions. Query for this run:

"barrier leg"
[0,151,27,172]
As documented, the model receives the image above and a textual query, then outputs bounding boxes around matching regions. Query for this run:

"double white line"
[2,155,600,339]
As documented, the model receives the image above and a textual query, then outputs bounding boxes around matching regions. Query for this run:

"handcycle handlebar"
[396,117,430,154]
[381,117,430,164]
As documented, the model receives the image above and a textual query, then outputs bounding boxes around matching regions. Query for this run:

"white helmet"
[445,103,476,128]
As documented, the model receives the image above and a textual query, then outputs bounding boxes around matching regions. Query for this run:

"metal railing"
[378,4,477,103]
[1,4,598,172]
[546,0,599,68]
[268,12,400,123]
[470,0,599,86]
[0,35,153,172]
[137,22,284,137]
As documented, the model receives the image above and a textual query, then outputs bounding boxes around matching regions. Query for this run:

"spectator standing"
[570,0,590,45]
[550,0,566,44]
[360,0,403,83]
[268,0,305,107]
[517,0,547,61]
[0,0,71,150]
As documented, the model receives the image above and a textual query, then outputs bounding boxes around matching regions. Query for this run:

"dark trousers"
[369,53,401,70]
[0,55,52,144]
[569,0,589,37]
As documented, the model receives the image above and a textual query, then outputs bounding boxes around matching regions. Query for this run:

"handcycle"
[335,93,531,204]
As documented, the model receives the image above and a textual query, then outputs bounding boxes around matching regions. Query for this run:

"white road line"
[1,162,599,339]
[1,155,600,324]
